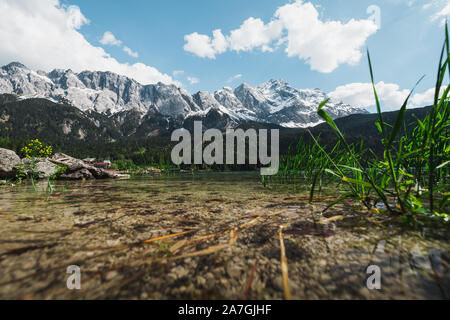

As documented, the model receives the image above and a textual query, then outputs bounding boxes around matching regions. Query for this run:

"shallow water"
[0,172,449,299]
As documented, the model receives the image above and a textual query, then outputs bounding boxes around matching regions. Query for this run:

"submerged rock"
[0,148,21,178]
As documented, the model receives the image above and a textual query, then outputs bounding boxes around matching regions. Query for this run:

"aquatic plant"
[50,165,67,180]
[274,24,450,220]
[46,177,54,194]
[11,139,57,192]
[14,159,40,191]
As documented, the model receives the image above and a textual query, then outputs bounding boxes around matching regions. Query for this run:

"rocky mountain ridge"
[0,62,367,128]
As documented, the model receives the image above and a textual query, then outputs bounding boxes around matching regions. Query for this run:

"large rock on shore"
[60,168,94,180]
[21,158,58,179]
[50,153,119,180]
[0,148,21,178]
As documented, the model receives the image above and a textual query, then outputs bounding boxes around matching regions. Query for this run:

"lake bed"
[0,172,449,299]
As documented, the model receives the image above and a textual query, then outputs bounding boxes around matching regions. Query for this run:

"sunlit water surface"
[0,172,448,299]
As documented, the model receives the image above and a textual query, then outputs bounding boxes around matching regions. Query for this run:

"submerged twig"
[143,230,194,244]
[241,258,259,300]
[279,226,291,300]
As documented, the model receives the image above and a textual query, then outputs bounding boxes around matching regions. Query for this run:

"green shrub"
[21,139,53,158]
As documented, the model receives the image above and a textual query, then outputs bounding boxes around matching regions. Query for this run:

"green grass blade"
[387,75,425,147]
[368,50,386,140]
[323,193,354,212]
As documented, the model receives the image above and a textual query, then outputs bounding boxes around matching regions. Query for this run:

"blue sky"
[0,0,449,111]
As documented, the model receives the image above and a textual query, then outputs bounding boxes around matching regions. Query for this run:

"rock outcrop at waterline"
[21,157,58,179]
[0,148,125,180]
[0,148,21,178]
[50,153,123,180]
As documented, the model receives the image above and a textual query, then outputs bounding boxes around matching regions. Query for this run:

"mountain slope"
[0,94,122,143]
[254,79,364,127]
[277,106,433,154]
[0,93,430,155]
[0,62,367,128]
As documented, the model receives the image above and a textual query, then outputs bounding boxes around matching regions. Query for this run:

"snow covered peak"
[214,87,257,122]
[259,79,288,90]
[234,83,271,115]
[2,62,28,71]
[193,91,222,111]
[0,62,367,128]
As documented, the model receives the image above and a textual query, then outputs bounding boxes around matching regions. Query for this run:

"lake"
[0,172,449,299]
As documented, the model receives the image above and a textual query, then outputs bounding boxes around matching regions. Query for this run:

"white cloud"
[228,18,283,52]
[432,1,450,25]
[329,82,438,111]
[123,46,139,58]
[211,29,228,54]
[66,5,89,29]
[227,74,243,83]
[0,0,176,85]
[410,87,436,106]
[275,1,378,73]
[99,31,122,46]
[183,0,378,73]
[100,31,139,59]
[187,76,199,84]
[183,29,228,59]
[173,70,184,77]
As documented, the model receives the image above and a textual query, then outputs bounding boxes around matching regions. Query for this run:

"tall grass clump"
[276,24,449,220]
[314,25,449,218]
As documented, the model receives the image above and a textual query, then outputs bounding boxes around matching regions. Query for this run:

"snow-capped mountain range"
[0,62,367,128]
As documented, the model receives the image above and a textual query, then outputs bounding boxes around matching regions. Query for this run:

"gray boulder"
[51,153,119,179]
[60,168,94,180]
[21,158,58,179]
[0,148,21,178]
